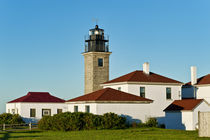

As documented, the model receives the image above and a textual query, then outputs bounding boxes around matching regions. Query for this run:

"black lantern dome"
[85,25,109,52]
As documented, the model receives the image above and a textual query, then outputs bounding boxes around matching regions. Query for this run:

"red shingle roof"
[8,92,65,103]
[103,70,182,84]
[164,99,203,111]
[67,88,153,103]
[185,74,210,86]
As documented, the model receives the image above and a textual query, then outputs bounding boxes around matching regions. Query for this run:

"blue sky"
[0,0,210,113]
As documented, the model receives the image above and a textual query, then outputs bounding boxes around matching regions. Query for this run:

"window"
[57,109,62,114]
[74,106,78,112]
[140,87,145,98]
[85,105,90,113]
[12,109,15,115]
[8,109,10,113]
[166,87,172,99]
[118,87,121,91]
[42,109,51,116]
[30,109,36,117]
[98,58,103,67]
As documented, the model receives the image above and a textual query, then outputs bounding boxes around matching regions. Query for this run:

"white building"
[164,99,210,130]
[66,88,153,123]
[164,66,210,130]
[6,92,67,123]
[101,63,183,124]
[182,66,210,103]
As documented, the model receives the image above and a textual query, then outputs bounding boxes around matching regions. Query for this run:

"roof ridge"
[127,70,139,81]
[67,87,153,102]
[95,88,109,100]
[8,92,65,103]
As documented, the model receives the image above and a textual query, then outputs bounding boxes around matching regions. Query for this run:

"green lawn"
[0,128,209,140]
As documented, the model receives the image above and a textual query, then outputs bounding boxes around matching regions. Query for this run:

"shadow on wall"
[120,114,142,124]
[156,117,165,125]
[22,118,39,123]
[165,111,186,130]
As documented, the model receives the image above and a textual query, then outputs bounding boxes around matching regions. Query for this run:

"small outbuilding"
[6,92,67,123]
[66,88,153,123]
[164,99,210,130]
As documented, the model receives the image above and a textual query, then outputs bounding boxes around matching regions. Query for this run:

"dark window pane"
[166,87,171,99]
[85,106,90,113]
[140,87,145,98]
[74,106,78,112]
[57,109,62,114]
[98,58,103,67]
[30,109,36,117]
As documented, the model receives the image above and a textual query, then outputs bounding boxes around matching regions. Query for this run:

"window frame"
[140,87,145,98]
[74,106,78,112]
[30,108,36,118]
[12,109,15,114]
[85,105,90,113]
[98,58,103,67]
[42,109,51,117]
[57,109,62,114]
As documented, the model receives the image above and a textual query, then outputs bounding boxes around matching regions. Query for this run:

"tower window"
[166,87,172,99]
[98,58,103,67]
[140,87,145,98]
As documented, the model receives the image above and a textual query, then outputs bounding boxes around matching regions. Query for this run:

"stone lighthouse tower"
[83,25,111,94]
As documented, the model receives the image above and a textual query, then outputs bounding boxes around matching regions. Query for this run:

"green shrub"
[0,113,24,124]
[145,117,158,127]
[38,116,53,130]
[38,112,127,131]
[92,115,103,130]
[102,113,126,129]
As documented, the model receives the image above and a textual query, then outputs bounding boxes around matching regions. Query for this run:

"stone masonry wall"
[199,112,210,137]
[83,52,111,94]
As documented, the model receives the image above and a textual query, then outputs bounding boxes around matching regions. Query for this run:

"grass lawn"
[0,127,209,140]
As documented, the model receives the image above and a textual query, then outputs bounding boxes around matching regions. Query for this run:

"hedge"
[0,113,25,124]
[38,112,126,131]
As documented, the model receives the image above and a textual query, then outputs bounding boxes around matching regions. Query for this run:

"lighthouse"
[83,25,111,94]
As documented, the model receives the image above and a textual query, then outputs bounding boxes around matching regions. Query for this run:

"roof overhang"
[7,102,65,104]
[101,81,183,87]
[66,100,153,104]
[82,52,112,55]
[194,84,210,87]
[164,99,208,112]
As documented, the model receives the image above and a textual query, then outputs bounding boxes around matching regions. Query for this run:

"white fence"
[0,123,38,131]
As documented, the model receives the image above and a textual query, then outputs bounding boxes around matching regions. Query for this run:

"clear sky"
[1,0,210,113]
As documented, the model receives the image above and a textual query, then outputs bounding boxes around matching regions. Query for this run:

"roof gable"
[66,88,153,103]
[164,99,203,111]
[8,92,65,103]
[185,74,210,86]
[103,70,182,85]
